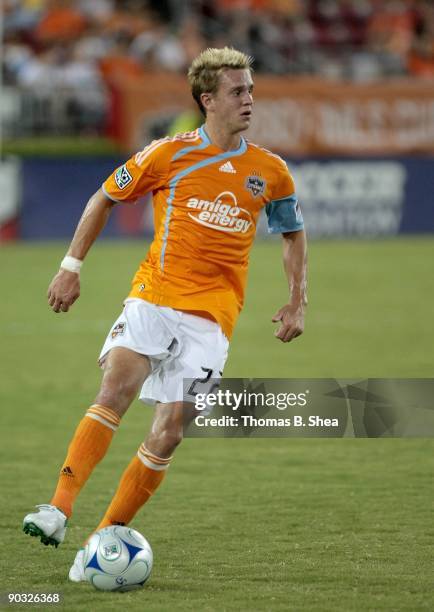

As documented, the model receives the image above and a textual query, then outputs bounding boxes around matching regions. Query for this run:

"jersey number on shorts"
[187,367,223,397]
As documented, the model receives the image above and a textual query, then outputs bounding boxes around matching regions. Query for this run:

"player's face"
[210,69,254,133]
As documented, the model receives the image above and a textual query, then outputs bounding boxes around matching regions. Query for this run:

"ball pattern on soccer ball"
[84,526,153,591]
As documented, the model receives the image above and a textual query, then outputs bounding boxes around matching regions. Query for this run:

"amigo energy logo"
[187,191,253,233]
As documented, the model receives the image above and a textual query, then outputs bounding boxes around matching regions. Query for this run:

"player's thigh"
[96,347,151,414]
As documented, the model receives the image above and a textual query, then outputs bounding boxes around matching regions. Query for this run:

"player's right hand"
[47,269,80,313]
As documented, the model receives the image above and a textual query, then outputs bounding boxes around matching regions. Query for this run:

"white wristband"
[60,255,83,274]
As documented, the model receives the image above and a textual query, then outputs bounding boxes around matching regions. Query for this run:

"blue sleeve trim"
[266,194,304,234]
[101,184,135,205]
[101,184,122,203]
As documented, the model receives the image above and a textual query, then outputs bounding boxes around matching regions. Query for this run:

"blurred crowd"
[3,0,434,135]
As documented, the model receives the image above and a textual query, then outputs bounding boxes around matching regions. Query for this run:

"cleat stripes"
[23,504,67,547]
[23,523,59,548]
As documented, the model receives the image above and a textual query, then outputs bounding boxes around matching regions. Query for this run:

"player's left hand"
[272,304,304,343]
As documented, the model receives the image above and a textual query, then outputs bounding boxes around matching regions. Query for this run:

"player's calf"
[144,401,187,457]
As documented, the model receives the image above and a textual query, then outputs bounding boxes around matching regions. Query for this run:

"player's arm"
[265,182,307,342]
[48,142,170,313]
[272,229,307,343]
[48,189,114,313]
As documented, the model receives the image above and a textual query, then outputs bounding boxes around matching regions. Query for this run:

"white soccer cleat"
[22,504,67,548]
[68,548,87,583]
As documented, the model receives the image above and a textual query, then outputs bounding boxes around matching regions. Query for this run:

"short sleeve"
[102,139,170,203]
[266,160,304,234]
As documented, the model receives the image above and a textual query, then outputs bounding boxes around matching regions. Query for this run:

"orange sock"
[95,444,171,530]
[51,404,120,517]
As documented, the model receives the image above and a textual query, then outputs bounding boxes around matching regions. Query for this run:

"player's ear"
[200,92,213,114]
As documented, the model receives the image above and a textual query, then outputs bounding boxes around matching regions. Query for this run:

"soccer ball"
[83,526,153,591]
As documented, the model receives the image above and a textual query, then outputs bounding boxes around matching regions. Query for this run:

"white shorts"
[99,299,229,405]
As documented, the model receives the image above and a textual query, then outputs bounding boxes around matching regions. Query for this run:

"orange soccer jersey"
[102,126,303,339]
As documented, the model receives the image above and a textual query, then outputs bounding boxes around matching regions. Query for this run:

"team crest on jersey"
[111,322,126,339]
[245,174,266,197]
[114,164,133,190]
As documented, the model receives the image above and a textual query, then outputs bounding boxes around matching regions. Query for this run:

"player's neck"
[203,122,242,152]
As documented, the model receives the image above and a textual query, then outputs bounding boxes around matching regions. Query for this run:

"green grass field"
[1,239,434,611]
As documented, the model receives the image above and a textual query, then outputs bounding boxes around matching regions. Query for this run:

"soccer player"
[23,47,307,580]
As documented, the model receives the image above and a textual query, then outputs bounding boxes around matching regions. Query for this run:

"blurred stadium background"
[2,2,434,610]
[1,0,434,241]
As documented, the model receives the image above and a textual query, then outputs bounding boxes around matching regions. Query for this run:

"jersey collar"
[199,125,246,155]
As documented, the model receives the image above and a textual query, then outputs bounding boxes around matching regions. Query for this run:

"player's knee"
[95,379,140,416]
[97,349,149,412]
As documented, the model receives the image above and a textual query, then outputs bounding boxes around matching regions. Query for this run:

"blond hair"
[188,47,253,115]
